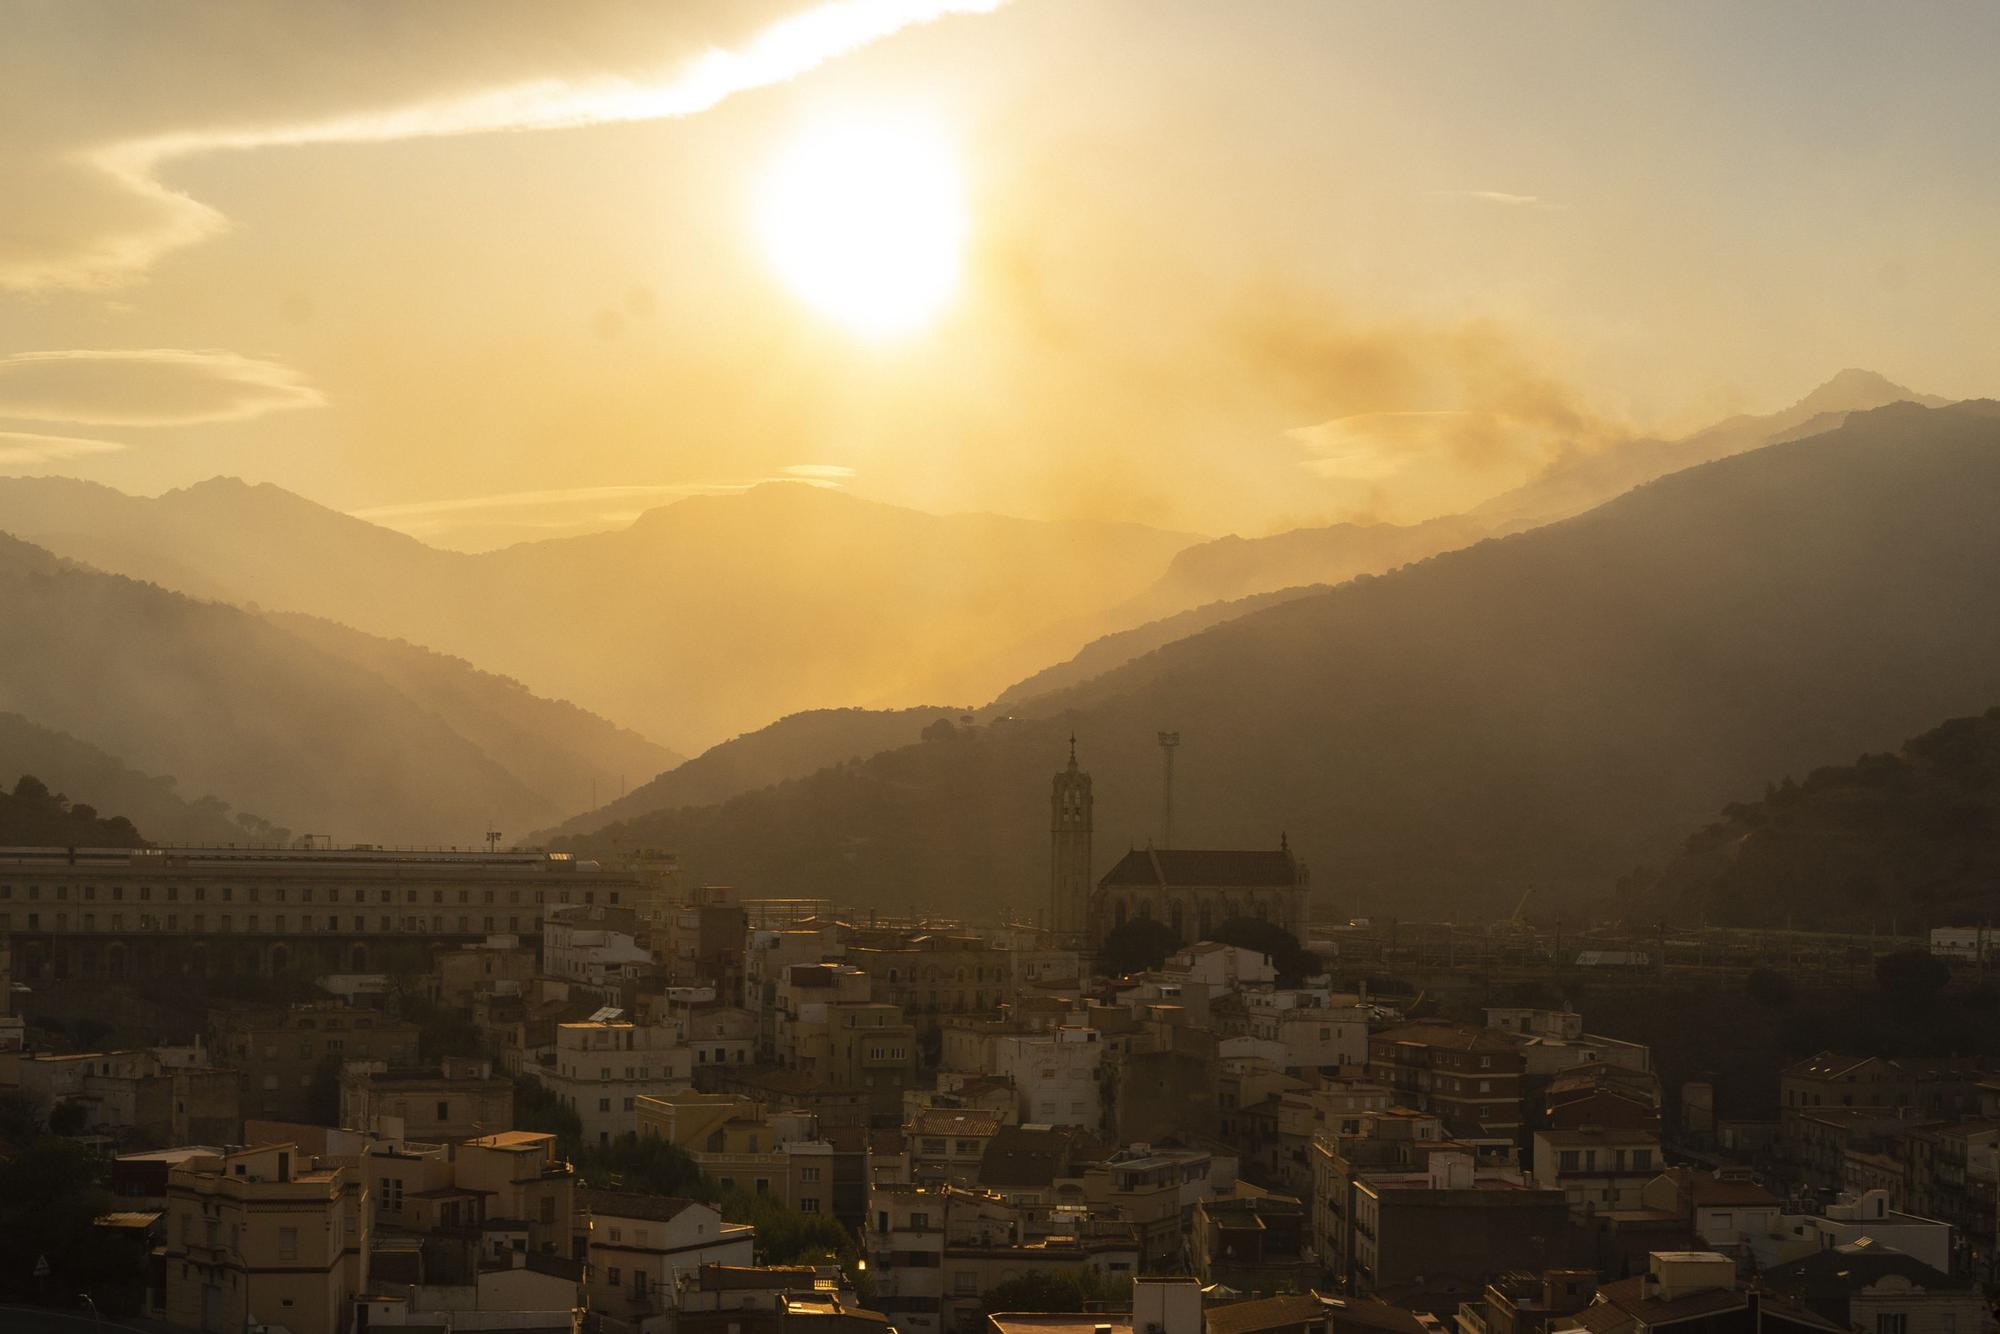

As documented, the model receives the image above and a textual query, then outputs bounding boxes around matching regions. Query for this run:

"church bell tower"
[1050,736,1093,937]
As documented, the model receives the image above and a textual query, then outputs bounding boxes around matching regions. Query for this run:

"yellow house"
[161,1142,368,1334]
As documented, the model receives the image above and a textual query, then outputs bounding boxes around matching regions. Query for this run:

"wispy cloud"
[354,472,858,547]
[0,430,128,466]
[1433,189,1565,210]
[6,0,1007,291]
[354,483,738,523]
[0,349,324,426]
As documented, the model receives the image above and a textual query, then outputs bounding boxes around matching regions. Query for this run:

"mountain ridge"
[563,400,2000,918]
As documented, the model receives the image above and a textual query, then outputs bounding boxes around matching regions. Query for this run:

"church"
[1048,740,1309,948]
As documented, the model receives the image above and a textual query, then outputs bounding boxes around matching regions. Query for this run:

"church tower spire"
[1050,737,1093,937]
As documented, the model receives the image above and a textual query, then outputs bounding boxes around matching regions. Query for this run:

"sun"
[756,114,966,338]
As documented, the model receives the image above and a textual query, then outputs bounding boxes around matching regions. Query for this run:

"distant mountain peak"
[1793,368,1935,415]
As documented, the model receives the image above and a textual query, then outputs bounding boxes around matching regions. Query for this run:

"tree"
[1876,949,1950,1013]
[716,1185,854,1265]
[306,1055,344,1127]
[1097,917,1183,976]
[1745,968,1794,1008]
[47,1100,88,1137]
[1211,917,1324,986]
[981,1269,1131,1314]
[578,1132,712,1200]
[513,1076,584,1159]
[0,1091,45,1148]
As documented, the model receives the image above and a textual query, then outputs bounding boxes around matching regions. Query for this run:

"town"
[0,746,1993,1334]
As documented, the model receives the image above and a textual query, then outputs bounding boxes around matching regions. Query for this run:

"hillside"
[0,478,1195,753]
[1471,368,1947,533]
[1124,514,1487,622]
[0,534,564,845]
[267,611,682,816]
[1637,707,2000,931]
[1046,371,1938,657]
[566,401,2000,918]
[0,774,145,847]
[993,587,1310,709]
[0,713,246,843]
[540,705,970,842]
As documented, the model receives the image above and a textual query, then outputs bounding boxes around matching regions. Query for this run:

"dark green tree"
[1210,917,1324,986]
[716,1185,854,1265]
[578,1133,712,1200]
[980,1269,1132,1314]
[1096,917,1183,976]
[1876,949,1951,1013]
[1745,968,1794,1008]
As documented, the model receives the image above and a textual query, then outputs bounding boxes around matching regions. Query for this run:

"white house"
[538,1020,693,1147]
[991,1025,1103,1128]
[582,1192,754,1333]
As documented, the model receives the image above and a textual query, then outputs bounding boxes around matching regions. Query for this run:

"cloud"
[1433,189,1564,210]
[354,483,735,524]
[1227,303,1623,524]
[2,0,1008,291]
[354,473,860,547]
[0,349,324,426]
[0,431,127,466]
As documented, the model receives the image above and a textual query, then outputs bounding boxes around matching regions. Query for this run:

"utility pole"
[1157,731,1181,849]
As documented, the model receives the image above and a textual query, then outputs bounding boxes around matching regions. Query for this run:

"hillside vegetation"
[1638,706,2000,930]
[0,713,247,843]
[540,705,969,843]
[0,535,563,845]
[0,774,145,847]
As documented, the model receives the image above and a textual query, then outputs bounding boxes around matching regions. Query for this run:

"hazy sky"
[4,0,1997,547]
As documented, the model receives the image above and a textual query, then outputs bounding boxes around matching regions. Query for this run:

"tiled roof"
[1099,847,1299,890]
[1372,1022,1522,1053]
[1761,1244,1967,1297]
[909,1108,1001,1137]
[581,1189,701,1223]
[1204,1295,1325,1334]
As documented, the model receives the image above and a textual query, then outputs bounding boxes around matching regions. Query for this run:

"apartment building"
[1369,1022,1527,1137]
[211,1001,420,1123]
[1243,990,1371,1074]
[991,1027,1103,1128]
[0,843,643,983]
[454,1131,579,1258]
[544,903,655,996]
[538,1017,693,1147]
[339,1055,514,1140]
[161,1142,369,1334]
[1531,1126,1663,1215]
[0,1044,238,1143]
[908,1108,1002,1187]
[1192,1192,1317,1292]
[636,1090,859,1223]
[774,962,920,1119]
[582,1190,755,1329]
[1351,1155,1574,1304]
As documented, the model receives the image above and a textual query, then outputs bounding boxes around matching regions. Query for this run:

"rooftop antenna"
[1157,731,1180,850]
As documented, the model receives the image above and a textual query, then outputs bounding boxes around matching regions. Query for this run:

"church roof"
[1098,847,1299,891]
